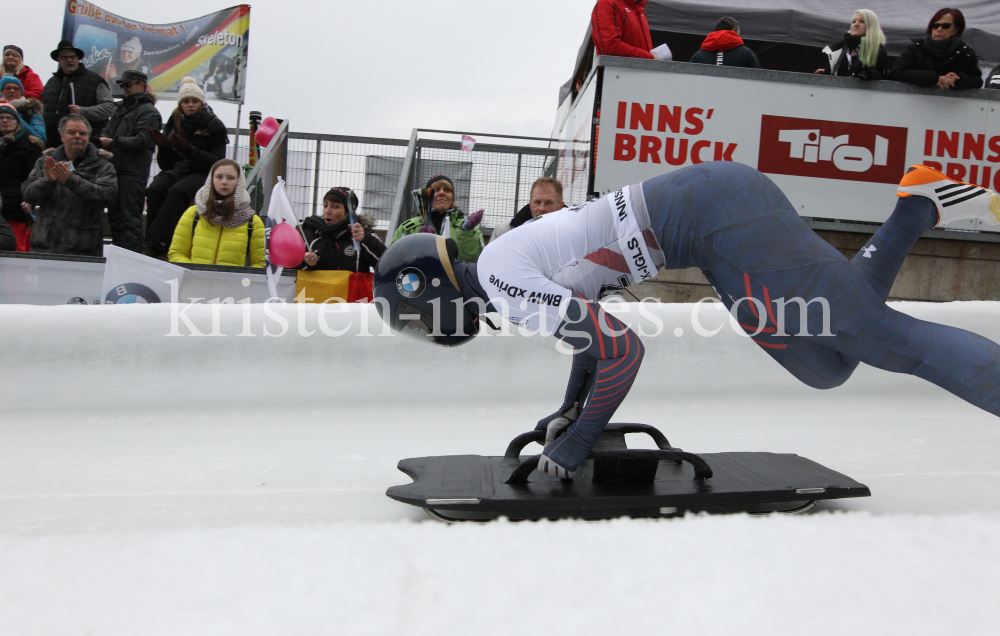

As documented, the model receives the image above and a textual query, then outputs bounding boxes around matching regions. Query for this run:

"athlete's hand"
[543,417,572,448]
[538,453,575,480]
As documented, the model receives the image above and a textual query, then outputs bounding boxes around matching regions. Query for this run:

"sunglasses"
[932,22,954,30]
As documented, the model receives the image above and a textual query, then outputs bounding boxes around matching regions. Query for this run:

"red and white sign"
[588,66,1000,230]
[758,115,908,184]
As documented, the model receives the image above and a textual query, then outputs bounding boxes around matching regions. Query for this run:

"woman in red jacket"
[3,46,43,100]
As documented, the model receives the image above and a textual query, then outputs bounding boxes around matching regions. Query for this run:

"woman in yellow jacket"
[168,158,265,267]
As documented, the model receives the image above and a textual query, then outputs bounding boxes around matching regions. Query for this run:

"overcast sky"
[14,0,591,140]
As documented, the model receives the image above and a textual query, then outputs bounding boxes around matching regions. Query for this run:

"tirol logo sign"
[758,115,907,184]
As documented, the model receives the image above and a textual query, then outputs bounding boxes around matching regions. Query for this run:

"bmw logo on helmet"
[396,267,426,298]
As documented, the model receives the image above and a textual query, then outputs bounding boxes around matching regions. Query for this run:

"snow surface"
[1,301,999,634]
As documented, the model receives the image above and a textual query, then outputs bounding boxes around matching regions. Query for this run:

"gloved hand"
[417,225,436,234]
[148,127,168,148]
[169,132,192,156]
[538,453,575,480]
[543,417,572,448]
[460,209,484,231]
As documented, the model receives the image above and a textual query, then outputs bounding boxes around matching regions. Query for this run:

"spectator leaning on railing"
[2,45,43,100]
[491,177,565,241]
[21,114,117,257]
[144,77,228,258]
[689,17,761,69]
[815,10,888,80]
[40,41,114,149]
[0,102,44,252]
[889,8,982,90]
[1,76,46,143]
[168,159,264,267]
[300,187,386,272]
[393,175,484,263]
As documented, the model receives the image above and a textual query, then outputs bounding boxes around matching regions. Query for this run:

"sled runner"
[386,423,870,521]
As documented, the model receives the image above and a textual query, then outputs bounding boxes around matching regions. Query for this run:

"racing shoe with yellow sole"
[897,164,1000,226]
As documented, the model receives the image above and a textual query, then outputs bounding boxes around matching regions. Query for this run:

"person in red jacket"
[3,46,43,100]
[592,0,659,60]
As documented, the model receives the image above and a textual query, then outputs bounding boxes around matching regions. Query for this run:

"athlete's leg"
[850,195,938,302]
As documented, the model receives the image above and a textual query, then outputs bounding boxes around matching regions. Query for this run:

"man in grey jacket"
[22,114,117,256]
[99,70,161,252]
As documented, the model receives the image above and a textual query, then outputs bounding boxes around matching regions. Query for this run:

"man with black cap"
[39,40,114,149]
[99,70,161,252]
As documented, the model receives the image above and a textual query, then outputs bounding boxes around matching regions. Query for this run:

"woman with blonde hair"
[2,45,43,99]
[168,158,265,267]
[815,10,888,80]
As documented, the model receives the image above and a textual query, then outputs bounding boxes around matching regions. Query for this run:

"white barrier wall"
[592,60,1000,232]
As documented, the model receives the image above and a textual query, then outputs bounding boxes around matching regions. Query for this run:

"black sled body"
[386,424,870,521]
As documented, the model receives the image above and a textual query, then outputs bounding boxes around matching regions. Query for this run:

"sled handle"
[603,423,675,450]
[505,450,712,484]
[505,430,546,459]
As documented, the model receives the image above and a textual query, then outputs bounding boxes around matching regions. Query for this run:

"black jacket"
[888,37,983,90]
[40,64,110,147]
[22,144,117,256]
[689,46,760,68]
[0,126,45,223]
[298,214,386,272]
[826,35,888,80]
[0,216,15,251]
[103,92,162,176]
[157,105,228,177]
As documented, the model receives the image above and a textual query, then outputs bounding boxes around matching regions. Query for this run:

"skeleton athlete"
[374,161,1000,478]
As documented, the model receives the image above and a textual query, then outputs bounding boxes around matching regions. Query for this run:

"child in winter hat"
[177,76,205,103]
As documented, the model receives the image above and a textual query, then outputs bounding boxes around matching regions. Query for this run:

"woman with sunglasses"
[888,8,982,90]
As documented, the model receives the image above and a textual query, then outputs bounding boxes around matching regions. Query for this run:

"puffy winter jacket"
[689,30,761,68]
[888,36,982,90]
[393,208,484,263]
[157,105,228,177]
[169,206,265,267]
[591,0,653,60]
[15,66,43,100]
[0,123,44,223]
[10,97,45,143]
[22,144,117,256]
[103,91,161,176]
[298,214,386,272]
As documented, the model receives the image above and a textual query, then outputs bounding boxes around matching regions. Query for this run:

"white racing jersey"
[477,183,665,334]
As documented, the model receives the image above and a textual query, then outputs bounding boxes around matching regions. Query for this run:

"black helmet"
[373,234,479,346]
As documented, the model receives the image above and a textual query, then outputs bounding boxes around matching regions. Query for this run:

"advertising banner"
[61,1,250,102]
[594,67,1000,232]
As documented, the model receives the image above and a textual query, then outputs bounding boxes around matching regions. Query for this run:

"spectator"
[300,187,386,271]
[491,177,565,240]
[592,0,667,61]
[814,10,888,79]
[0,102,43,251]
[1,76,45,142]
[2,45,43,99]
[144,76,228,258]
[98,70,161,253]
[888,8,982,90]
[21,114,117,256]
[168,159,264,267]
[40,41,114,149]
[0,215,15,251]
[393,175,484,262]
[689,17,761,68]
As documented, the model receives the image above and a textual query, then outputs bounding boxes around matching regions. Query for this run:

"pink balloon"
[256,117,280,149]
[269,222,305,268]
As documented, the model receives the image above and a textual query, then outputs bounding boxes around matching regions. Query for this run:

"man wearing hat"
[99,70,161,252]
[39,40,114,149]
